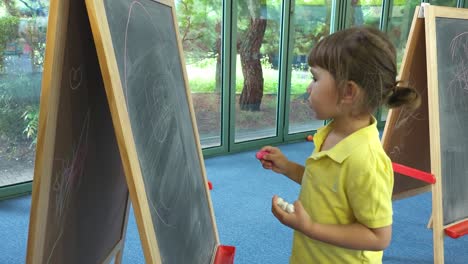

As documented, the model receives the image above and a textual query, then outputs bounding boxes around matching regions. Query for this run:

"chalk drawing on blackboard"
[124,0,163,104]
[147,74,173,144]
[394,103,425,131]
[47,109,90,263]
[388,104,425,160]
[145,115,186,229]
[390,145,402,157]
[121,1,188,228]
[70,65,83,90]
[449,32,468,111]
[52,110,90,217]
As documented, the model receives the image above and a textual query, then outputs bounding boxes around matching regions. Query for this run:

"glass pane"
[0,3,48,187]
[388,0,422,68]
[288,0,331,134]
[175,0,223,148]
[429,0,457,6]
[346,0,383,28]
[234,0,281,143]
[384,0,420,122]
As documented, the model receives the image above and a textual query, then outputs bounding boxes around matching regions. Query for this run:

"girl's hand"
[259,146,290,175]
[271,195,311,233]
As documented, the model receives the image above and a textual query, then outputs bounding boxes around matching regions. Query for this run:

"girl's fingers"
[261,160,273,168]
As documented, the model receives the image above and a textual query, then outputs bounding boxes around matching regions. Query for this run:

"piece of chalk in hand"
[256,150,269,160]
[276,197,285,205]
[276,196,294,213]
[286,204,295,213]
[280,202,288,211]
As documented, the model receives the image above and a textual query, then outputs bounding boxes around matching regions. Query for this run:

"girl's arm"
[282,161,305,184]
[259,146,305,184]
[271,197,392,251]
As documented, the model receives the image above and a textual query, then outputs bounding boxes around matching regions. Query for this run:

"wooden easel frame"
[28,0,223,263]
[85,0,220,263]
[382,5,432,201]
[424,5,468,264]
[26,0,130,263]
[384,4,468,264]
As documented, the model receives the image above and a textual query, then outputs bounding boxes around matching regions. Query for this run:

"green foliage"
[0,73,41,99]
[260,19,280,56]
[0,15,20,71]
[176,0,222,63]
[0,73,41,149]
[296,0,326,5]
[393,0,410,5]
[20,16,48,72]
[0,16,19,44]
[0,92,18,134]
[21,105,38,148]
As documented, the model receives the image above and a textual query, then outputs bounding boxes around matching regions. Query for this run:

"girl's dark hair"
[308,26,420,112]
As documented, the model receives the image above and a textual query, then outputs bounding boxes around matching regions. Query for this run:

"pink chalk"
[256,150,269,160]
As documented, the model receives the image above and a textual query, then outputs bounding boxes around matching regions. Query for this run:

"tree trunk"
[238,17,267,111]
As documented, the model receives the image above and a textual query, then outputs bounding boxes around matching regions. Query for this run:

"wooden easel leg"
[433,229,444,264]
[113,250,124,264]
[432,181,444,263]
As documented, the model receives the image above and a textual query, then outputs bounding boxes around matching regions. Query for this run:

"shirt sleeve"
[345,154,394,229]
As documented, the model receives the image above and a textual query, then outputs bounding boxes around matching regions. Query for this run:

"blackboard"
[86,0,219,263]
[26,0,129,263]
[382,7,432,199]
[424,6,468,263]
[434,17,468,226]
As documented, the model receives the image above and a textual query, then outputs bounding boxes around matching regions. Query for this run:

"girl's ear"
[341,81,361,104]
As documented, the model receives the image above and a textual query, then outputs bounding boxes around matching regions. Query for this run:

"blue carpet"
[0,141,467,263]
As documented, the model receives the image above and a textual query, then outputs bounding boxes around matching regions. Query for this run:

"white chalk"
[276,197,285,206]
[276,196,295,213]
[280,202,288,211]
[286,204,295,213]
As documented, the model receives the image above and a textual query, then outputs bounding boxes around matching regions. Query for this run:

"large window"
[383,0,421,122]
[287,0,331,134]
[346,0,383,28]
[176,0,223,148]
[429,0,457,6]
[387,0,420,67]
[234,0,282,143]
[0,1,48,190]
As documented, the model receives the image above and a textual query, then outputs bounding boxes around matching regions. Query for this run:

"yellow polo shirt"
[290,118,393,264]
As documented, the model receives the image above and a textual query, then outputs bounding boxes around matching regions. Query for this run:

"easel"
[26,0,130,262]
[383,4,468,264]
[26,0,235,263]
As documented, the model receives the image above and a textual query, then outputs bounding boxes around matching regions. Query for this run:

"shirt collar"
[310,117,379,163]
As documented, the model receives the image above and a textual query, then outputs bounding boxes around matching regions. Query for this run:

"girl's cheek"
[308,100,318,118]
[308,95,316,111]
[306,86,312,94]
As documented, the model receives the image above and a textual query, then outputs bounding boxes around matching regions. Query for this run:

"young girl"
[259,26,420,263]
